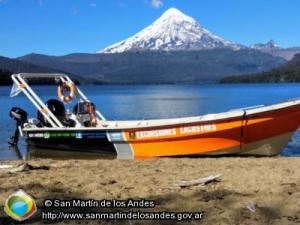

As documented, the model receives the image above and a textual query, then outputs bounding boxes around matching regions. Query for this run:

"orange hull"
[23,98,300,159]
[111,103,300,159]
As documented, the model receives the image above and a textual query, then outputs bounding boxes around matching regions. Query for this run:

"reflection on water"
[146,97,213,101]
[7,146,25,160]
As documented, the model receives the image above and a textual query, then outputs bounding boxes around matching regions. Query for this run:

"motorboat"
[9,73,300,159]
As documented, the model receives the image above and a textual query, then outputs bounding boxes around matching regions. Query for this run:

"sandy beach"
[1,157,300,225]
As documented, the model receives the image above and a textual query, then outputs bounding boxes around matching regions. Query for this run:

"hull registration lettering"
[180,125,217,134]
[136,128,176,139]
[130,124,217,139]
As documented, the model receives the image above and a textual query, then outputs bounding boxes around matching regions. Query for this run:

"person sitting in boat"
[73,101,97,127]
[37,99,76,127]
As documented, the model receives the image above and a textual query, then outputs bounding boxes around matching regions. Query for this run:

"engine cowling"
[9,107,28,126]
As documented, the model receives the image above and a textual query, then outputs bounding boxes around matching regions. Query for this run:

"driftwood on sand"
[175,174,221,188]
[10,163,50,173]
[246,201,257,213]
[0,163,50,173]
[0,165,14,169]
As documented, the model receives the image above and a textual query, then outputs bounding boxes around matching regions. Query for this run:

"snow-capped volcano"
[99,8,242,53]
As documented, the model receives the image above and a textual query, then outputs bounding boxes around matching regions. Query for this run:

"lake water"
[1,84,300,160]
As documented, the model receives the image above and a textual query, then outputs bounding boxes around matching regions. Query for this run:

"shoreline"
[1,157,300,224]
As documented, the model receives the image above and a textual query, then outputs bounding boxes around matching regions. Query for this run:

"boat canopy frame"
[10,73,106,128]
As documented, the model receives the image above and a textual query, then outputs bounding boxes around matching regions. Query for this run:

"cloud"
[71,8,79,16]
[90,2,96,7]
[150,0,163,9]
[118,2,125,8]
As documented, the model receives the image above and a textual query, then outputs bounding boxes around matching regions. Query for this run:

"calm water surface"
[1,84,300,160]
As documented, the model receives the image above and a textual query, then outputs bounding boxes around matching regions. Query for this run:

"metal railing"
[11,73,106,128]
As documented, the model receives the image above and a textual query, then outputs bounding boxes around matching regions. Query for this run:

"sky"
[0,0,299,58]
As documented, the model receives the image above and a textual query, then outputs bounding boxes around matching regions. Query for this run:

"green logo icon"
[4,189,37,221]
[44,132,50,139]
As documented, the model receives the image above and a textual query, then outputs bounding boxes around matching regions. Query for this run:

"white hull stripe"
[107,131,134,159]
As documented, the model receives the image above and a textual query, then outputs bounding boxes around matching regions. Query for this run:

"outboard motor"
[37,99,76,127]
[9,107,28,146]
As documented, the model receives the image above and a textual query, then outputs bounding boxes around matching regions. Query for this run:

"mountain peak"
[159,7,193,20]
[155,7,197,27]
[251,40,280,50]
[266,40,279,48]
[162,7,184,16]
[99,8,242,53]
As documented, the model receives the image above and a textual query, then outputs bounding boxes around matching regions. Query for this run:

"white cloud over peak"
[150,0,163,9]
[90,2,96,7]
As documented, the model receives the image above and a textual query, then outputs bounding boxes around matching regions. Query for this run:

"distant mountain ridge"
[251,40,279,50]
[251,40,300,60]
[100,8,242,53]
[0,55,60,74]
[220,54,300,83]
[0,55,89,85]
[0,55,61,85]
[19,49,285,84]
